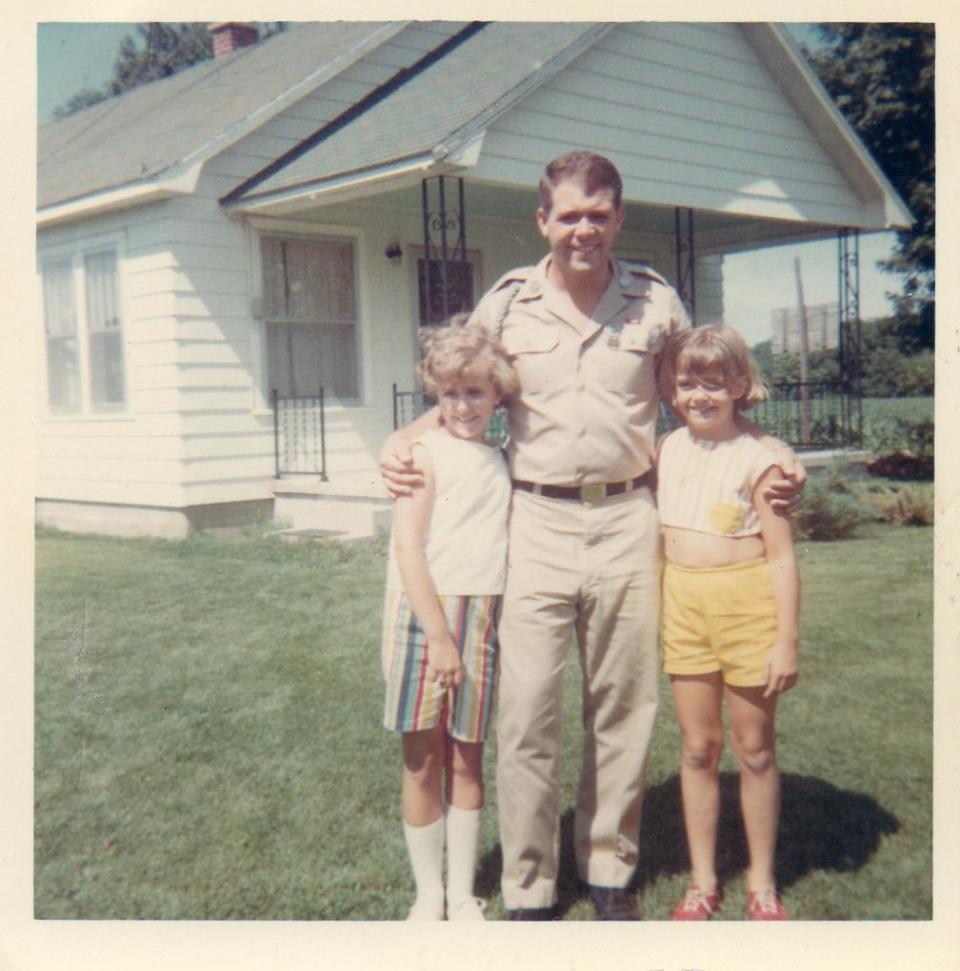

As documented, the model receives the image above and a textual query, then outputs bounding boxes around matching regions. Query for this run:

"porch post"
[420,175,468,325]
[838,228,863,446]
[674,207,696,322]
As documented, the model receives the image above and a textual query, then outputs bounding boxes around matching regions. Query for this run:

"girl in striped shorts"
[382,321,518,921]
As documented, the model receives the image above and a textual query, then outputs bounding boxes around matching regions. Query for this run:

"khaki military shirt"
[471,255,691,486]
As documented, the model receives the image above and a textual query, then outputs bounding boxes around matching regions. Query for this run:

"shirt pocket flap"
[618,321,666,354]
[501,328,559,357]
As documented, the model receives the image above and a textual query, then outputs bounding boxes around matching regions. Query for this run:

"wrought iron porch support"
[421,175,468,325]
[674,207,696,322]
[838,228,863,446]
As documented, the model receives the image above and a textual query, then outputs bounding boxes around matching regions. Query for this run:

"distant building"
[771,303,839,354]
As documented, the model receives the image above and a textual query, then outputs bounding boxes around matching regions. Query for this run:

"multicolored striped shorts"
[382,590,501,742]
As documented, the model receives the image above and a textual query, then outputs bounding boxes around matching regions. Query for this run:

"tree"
[803,24,935,347]
[108,23,214,96]
[53,22,288,120]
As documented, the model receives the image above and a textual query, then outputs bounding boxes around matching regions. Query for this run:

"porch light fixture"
[385,241,403,264]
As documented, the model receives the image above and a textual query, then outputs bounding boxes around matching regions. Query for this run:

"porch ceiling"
[263,178,846,256]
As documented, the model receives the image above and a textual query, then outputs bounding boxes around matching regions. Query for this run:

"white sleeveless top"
[657,427,777,538]
[387,429,510,594]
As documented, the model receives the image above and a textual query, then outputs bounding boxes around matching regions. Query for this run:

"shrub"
[859,484,935,526]
[794,479,865,541]
[863,415,934,481]
[863,415,934,457]
[865,450,934,480]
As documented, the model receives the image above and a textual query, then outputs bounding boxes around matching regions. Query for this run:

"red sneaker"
[747,888,788,920]
[671,885,722,921]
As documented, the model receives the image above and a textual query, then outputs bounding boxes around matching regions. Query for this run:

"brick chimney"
[209,22,259,57]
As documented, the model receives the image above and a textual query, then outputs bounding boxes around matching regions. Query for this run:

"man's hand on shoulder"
[738,416,807,515]
[379,432,424,499]
[762,450,806,515]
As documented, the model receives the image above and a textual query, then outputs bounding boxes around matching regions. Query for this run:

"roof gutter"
[37,160,204,228]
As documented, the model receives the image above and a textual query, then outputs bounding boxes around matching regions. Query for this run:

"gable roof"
[37,21,912,234]
[38,21,405,209]
[223,21,609,206]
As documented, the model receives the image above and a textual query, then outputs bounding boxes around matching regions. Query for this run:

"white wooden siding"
[36,207,187,508]
[165,22,470,504]
[471,22,866,227]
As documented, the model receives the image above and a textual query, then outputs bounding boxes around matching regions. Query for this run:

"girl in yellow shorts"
[656,325,800,921]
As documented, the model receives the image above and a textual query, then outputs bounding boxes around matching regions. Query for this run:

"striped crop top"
[656,427,778,538]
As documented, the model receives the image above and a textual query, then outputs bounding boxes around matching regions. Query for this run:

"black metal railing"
[392,384,431,430]
[395,382,859,453]
[753,381,860,449]
[659,381,859,450]
[272,388,328,479]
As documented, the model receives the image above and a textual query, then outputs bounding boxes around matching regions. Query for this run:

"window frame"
[248,220,366,411]
[37,234,129,420]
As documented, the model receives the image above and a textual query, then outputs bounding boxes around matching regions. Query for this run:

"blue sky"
[37,22,131,122]
[36,21,902,347]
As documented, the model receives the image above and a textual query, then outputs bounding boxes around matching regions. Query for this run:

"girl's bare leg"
[726,684,779,892]
[671,673,725,892]
[445,739,484,810]
[402,725,446,825]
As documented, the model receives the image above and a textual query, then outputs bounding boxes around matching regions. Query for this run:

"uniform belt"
[511,471,651,502]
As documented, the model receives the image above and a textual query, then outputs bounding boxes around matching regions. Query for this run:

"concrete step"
[272,476,392,538]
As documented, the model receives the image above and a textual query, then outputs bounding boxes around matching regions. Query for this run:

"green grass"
[861,396,933,425]
[35,524,932,920]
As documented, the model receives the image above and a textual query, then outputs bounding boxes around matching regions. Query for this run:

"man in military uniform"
[382,151,801,920]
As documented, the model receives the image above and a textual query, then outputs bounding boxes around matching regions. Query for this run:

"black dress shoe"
[506,904,562,921]
[588,886,641,921]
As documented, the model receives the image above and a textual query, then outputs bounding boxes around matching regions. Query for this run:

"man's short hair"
[538,151,623,212]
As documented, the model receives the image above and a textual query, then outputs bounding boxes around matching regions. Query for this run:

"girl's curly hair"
[418,315,520,401]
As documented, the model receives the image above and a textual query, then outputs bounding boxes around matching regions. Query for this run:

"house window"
[84,251,126,407]
[417,257,474,326]
[40,247,126,414]
[261,235,359,400]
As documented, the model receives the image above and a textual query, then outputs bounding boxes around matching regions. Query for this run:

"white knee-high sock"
[445,805,482,906]
[403,817,445,907]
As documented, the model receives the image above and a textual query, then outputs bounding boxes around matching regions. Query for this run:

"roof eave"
[222,152,448,215]
[37,162,204,228]
[742,23,914,230]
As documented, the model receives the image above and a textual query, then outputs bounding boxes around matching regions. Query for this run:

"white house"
[36,21,912,539]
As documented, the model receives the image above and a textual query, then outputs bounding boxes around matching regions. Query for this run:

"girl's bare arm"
[391,444,463,686]
[754,465,800,698]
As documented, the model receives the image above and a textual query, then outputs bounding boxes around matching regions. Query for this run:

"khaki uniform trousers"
[497,486,661,909]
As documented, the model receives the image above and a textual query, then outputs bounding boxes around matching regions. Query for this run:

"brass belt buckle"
[580,482,606,503]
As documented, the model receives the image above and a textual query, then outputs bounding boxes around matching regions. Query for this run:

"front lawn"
[35,524,932,920]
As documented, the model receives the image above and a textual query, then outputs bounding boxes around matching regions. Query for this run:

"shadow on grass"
[634,772,900,894]
[476,772,900,914]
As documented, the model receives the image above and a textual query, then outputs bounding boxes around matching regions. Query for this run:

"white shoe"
[447,896,487,921]
[407,897,445,921]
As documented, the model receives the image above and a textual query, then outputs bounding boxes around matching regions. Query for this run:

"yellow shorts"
[662,558,777,687]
